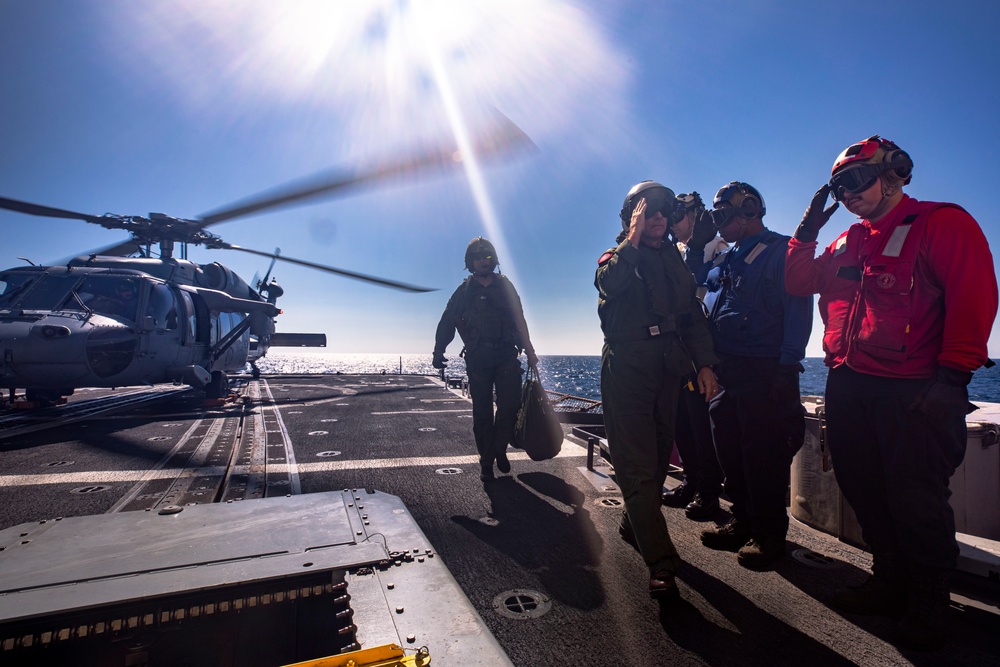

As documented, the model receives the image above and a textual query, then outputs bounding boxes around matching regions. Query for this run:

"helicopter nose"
[1,320,91,386]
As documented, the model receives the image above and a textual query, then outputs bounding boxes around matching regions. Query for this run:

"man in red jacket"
[785,136,997,651]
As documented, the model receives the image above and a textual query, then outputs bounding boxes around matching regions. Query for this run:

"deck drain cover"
[596,498,624,508]
[70,485,110,494]
[419,427,437,432]
[147,436,171,441]
[436,468,463,475]
[308,431,329,436]
[317,451,342,457]
[479,517,499,526]
[493,589,551,619]
[42,461,74,467]
[791,548,841,569]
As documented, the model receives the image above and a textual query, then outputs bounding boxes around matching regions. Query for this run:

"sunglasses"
[829,164,883,201]
[469,253,494,261]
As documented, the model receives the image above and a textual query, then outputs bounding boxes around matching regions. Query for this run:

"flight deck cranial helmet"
[829,135,913,202]
[675,191,705,222]
[465,237,498,272]
[709,182,766,230]
[619,181,686,232]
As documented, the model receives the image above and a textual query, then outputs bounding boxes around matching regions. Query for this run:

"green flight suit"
[596,239,719,573]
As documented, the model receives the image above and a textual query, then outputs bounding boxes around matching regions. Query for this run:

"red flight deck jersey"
[785,195,997,378]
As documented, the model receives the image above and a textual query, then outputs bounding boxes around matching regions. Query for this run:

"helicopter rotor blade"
[0,196,107,224]
[195,111,534,228]
[261,248,279,286]
[225,244,436,293]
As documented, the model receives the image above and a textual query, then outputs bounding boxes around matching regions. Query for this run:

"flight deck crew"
[785,136,997,651]
[661,192,727,520]
[433,238,539,483]
[596,181,719,600]
[700,182,813,570]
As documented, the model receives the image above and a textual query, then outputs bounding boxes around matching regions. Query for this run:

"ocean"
[256,352,1000,404]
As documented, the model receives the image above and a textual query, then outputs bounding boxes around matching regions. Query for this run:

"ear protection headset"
[713,181,766,220]
[882,144,914,184]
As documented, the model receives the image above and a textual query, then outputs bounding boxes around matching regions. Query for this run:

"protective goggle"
[829,163,885,201]
[709,206,737,230]
[468,252,494,261]
[639,193,687,225]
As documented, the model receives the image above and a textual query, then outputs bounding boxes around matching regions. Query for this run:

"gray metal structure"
[0,490,511,666]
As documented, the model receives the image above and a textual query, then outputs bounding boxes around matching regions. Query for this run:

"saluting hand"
[628,197,647,248]
[794,184,839,243]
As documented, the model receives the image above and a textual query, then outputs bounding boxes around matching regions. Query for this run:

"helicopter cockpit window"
[72,277,141,321]
[18,275,81,312]
[147,283,180,331]
[0,273,34,309]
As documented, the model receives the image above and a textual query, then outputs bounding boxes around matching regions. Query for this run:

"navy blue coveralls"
[704,229,813,540]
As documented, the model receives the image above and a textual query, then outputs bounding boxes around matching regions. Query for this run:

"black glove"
[909,366,976,419]
[793,185,840,243]
[687,209,717,254]
[432,352,448,369]
[769,362,802,403]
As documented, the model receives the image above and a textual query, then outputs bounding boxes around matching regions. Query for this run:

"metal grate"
[492,589,552,619]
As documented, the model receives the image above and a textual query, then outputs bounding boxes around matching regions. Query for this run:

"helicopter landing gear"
[23,388,72,408]
[205,371,229,400]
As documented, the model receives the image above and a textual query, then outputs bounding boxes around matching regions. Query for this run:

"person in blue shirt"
[699,182,813,569]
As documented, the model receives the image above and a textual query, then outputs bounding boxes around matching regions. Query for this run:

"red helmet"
[829,135,913,201]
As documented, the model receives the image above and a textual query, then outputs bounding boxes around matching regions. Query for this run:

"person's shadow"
[451,471,605,610]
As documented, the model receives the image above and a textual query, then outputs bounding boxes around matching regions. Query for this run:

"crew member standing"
[700,182,813,570]
[596,181,719,600]
[433,237,539,483]
[661,192,728,520]
[785,136,997,651]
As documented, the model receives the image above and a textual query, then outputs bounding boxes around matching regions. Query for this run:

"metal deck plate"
[0,491,382,622]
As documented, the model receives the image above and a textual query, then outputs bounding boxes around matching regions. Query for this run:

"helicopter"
[0,114,533,406]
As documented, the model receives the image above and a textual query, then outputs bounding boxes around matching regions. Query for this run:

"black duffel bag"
[512,366,563,461]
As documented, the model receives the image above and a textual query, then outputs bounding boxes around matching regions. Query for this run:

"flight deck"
[0,374,998,666]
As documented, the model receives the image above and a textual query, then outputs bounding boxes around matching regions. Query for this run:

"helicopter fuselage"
[0,258,280,401]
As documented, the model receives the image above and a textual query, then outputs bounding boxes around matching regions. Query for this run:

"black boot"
[662,481,694,508]
[833,552,908,616]
[684,493,720,520]
[895,567,951,652]
[495,446,511,474]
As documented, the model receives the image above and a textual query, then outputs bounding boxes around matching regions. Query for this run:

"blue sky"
[2,1,998,358]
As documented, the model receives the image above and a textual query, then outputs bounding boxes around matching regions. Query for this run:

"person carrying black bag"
[433,237,539,484]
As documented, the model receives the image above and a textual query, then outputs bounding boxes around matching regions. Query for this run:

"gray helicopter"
[0,115,532,406]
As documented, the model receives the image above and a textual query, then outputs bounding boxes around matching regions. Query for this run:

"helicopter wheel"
[25,388,72,407]
[251,362,261,380]
[205,371,229,399]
